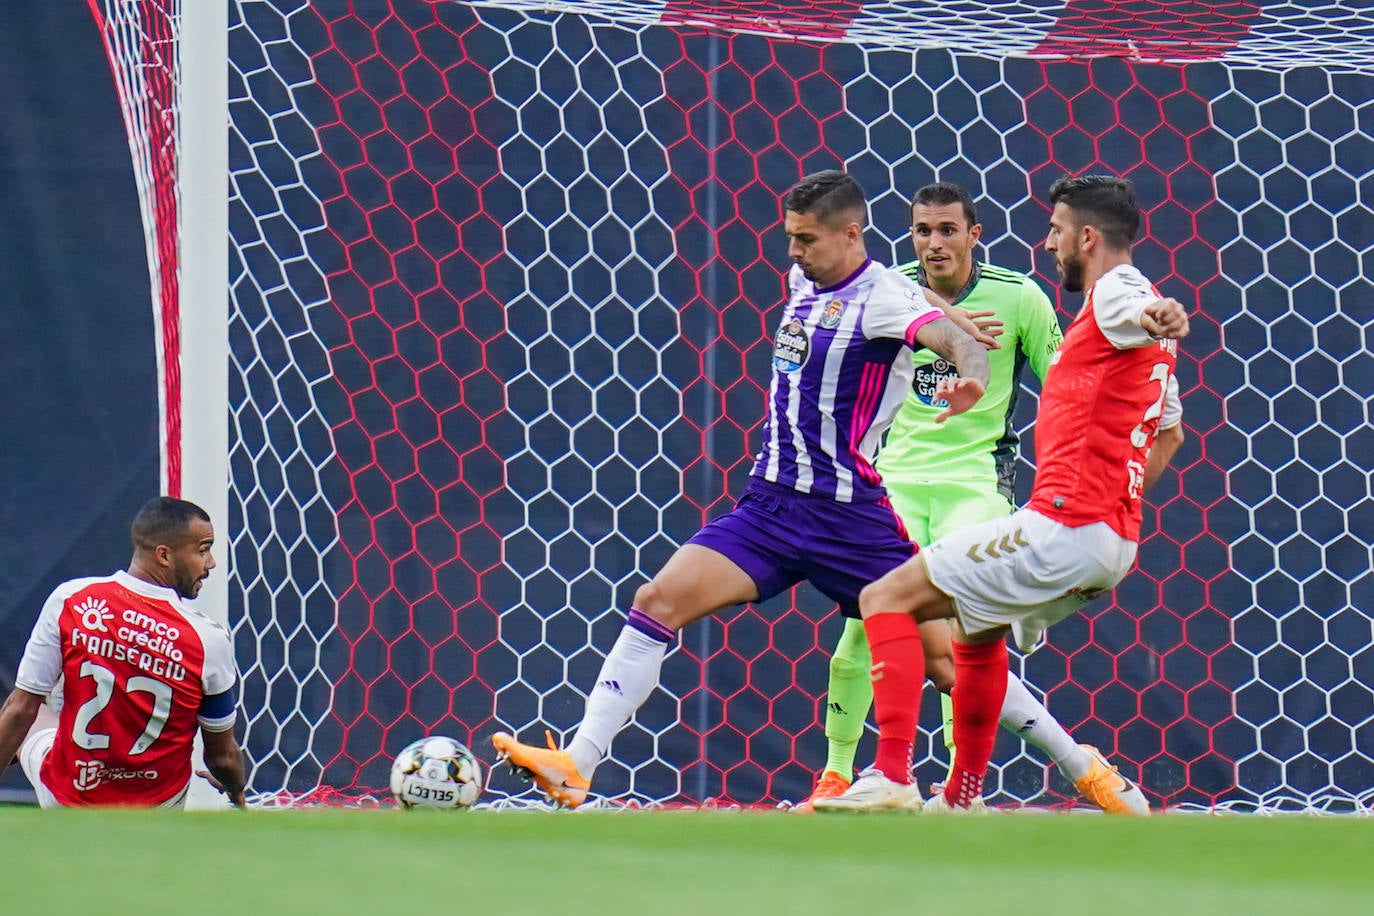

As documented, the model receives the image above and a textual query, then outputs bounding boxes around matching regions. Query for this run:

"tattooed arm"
[914,316,989,422]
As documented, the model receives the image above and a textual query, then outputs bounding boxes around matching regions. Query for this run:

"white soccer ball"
[389,736,484,810]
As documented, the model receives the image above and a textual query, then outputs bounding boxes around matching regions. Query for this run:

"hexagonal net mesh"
[86,0,183,494]
[107,0,1374,810]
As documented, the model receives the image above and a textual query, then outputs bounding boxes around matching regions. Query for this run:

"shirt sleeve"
[1159,373,1183,429]
[1092,266,1160,350]
[198,686,239,733]
[1018,278,1064,381]
[14,585,73,695]
[864,268,944,344]
[196,620,240,731]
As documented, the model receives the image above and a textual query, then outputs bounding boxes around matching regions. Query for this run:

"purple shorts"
[687,478,917,617]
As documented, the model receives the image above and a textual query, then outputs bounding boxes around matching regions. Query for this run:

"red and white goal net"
[95,0,1374,812]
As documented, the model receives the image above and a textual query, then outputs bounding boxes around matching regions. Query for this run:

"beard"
[1058,254,1085,292]
[174,565,205,600]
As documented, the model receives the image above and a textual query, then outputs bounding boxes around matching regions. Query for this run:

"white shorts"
[922,508,1137,652]
[18,727,60,808]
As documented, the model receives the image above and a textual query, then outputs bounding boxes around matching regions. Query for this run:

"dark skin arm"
[0,689,43,769]
[197,724,249,809]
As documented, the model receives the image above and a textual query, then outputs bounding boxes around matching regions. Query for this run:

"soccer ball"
[389,736,484,810]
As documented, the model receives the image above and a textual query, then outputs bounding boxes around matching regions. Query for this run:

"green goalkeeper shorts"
[885,477,1014,547]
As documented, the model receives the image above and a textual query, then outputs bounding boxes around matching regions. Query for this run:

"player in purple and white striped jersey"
[753,258,962,503]
[493,170,992,807]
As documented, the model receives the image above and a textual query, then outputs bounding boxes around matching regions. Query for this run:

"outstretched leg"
[494,544,757,807]
[564,608,676,777]
[1000,672,1088,780]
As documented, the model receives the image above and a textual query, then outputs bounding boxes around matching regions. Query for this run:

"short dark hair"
[911,181,978,227]
[131,497,211,551]
[1048,174,1140,250]
[783,170,867,226]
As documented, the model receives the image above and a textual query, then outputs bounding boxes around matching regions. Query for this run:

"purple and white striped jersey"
[751,259,944,502]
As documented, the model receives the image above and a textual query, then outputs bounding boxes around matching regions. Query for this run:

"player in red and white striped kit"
[818,175,1188,812]
[0,497,247,808]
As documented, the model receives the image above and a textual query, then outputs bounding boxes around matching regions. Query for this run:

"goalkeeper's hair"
[911,181,978,228]
[1048,174,1141,250]
[784,170,867,227]
[131,496,210,551]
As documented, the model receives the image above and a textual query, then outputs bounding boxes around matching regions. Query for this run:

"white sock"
[567,618,671,778]
[999,671,1091,781]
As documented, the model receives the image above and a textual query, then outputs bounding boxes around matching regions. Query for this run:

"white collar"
[114,569,185,605]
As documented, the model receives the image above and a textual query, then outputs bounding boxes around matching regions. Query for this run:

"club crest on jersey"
[772,318,809,373]
[75,597,113,633]
[913,358,958,407]
[817,297,845,329]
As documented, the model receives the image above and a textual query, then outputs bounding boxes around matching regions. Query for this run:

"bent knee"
[865,560,955,624]
[858,578,899,619]
[859,579,917,622]
[632,580,686,630]
[632,580,668,617]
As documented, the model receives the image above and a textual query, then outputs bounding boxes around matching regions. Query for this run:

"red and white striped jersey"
[15,570,237,807]
[1028,265,1181,541]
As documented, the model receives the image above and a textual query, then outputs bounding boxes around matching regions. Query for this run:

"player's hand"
[938,302,1001,350]
[195,766,223,791]
[1141,297,1190,340]
[962,309,1005,343]
[196,767,248,809]
[933,376,985,422]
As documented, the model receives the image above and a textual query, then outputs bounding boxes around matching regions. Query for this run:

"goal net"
[100,0,1374,811]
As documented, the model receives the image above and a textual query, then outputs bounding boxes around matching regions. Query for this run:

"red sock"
[944,638,1008,808]
[863,613,925,784]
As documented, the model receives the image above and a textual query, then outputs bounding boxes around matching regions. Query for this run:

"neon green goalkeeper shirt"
[876,260,1063,501]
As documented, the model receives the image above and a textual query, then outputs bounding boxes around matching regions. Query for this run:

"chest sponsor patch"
[913,358,957,406]
[772,317,809,373]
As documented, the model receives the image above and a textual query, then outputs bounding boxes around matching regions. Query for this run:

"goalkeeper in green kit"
[799,182,1150,814]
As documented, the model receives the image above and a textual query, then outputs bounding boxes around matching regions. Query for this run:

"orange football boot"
[492,730,590,808]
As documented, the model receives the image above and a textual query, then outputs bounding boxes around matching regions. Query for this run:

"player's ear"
[968,222,983,245]
[1079,223,1097,252]
[153,543,174,567]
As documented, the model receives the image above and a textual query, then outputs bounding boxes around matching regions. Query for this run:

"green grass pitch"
[4,806,1370,914]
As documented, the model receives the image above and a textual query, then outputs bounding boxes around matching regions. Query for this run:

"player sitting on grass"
[492,169,994,807]
[816,174,1186,812]
[0,497,247,808]
[801,181,1150,815]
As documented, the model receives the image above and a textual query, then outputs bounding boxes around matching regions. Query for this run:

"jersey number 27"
[72,660,173,756]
